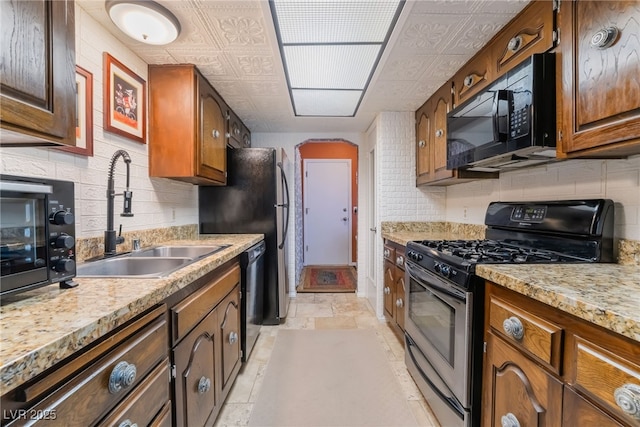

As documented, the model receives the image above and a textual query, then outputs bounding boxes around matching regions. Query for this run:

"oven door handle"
[406,262,466,302]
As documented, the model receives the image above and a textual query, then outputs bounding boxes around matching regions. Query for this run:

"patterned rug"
[298,265,357,293]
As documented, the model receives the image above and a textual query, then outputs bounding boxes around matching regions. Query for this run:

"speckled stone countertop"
[476,264,640,343]
[0,234,263,396]
[380,221,640,344]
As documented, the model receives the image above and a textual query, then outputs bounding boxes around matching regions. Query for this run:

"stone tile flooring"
[214,292,440,426]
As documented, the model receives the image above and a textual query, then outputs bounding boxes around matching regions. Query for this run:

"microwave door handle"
[492,89,511,143]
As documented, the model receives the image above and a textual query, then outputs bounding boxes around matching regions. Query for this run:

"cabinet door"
[491,0,555,77]
[241,124,251,147]
[395,272,406,332]
[198,76,227,184]
[483,332,563,427]
[563,387,625,427]
[227,109,242,148]
[218,287,241,393]
[430,85,454,182]
[452,52,492,107]
[415,105,432,185]
[173,308,219,427]
[559,0,640,157]
[0,0,76,146]
[383,259,395,320]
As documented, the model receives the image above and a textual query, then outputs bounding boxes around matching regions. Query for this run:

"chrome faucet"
[104,150,133,256]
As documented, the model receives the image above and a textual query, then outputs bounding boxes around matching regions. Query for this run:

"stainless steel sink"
[77,257,192,278]
[130,245,228,259]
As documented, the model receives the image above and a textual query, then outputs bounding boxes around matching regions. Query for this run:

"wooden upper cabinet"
[0,0,76,147]
[149,64,227,185]
[491,0,556,78]
[415,104,432,185]
[452,52,493,108]
[558,0,640,157]
[431,86,453,182]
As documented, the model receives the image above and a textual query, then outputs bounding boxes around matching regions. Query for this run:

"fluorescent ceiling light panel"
[292,89,362,116]
[284,45,381,89]
[273,1,402,43]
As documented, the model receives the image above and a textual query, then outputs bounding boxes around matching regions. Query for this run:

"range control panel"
[510,205,546,223]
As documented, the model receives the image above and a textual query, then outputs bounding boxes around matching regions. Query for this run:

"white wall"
[0,5,198,238]
[446,156,640,240]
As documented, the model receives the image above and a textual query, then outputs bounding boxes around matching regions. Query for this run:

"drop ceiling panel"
[292,89,363,116]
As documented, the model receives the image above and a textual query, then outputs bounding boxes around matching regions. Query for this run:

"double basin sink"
[76,245,230,278]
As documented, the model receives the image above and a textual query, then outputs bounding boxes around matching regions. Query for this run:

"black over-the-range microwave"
[446,52,556,171]
[0,175,77,297]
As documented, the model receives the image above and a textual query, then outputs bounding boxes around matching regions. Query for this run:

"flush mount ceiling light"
[106,0,181,45]
[270,0,404,117]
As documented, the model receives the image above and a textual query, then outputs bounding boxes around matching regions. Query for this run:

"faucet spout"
[105,150,133,257]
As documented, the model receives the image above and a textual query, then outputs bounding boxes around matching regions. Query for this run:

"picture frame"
[59,65,94,156]
[103,52,146,144]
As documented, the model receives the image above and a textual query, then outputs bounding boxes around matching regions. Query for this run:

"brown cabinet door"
[482,332,563,427]
[562,387,625,427]
[227,109,242,148]
[241,124,251,147]
[198,77,227,184]
[218,287,241,392]
[431,85,454,182]
[452,53,492,107]
[173,308,219,427]
[383,259,395,319]
[559,0,640,157]
[415,106,432,185]
[491,0,555,77]
[395,273,406,331]
[0,0,76,146]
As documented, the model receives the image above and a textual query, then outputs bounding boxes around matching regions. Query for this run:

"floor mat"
[298,265,357,293]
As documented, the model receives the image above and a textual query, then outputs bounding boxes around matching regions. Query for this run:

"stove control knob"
[417,253,423,261]
[441,265,451,278]
[434,263,442,273]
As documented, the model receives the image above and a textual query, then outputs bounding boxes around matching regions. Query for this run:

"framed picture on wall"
[103,52,146,143]
[59,65,94,156]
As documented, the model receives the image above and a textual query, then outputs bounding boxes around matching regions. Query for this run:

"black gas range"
[403,199,615,427]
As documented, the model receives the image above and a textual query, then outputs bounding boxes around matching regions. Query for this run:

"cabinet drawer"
[97,359,170,427]
[489,296,563,372]
[383,243,395,262]
[8,314,168,426]
[171,263,240,344]
[562,386,625,427]
[150,401,172,427]
[570,336,640,425]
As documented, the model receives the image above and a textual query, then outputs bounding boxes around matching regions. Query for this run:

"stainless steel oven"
[404,260,476,427]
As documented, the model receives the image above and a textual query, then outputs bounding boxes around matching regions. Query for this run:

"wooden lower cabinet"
[483,282,640,427]
[170,262,242,427]
[483,331,563,427]
[383,239,406,333]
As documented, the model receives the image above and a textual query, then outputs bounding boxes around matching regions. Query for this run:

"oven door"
[0,180,51,295]
[404,260,472,407]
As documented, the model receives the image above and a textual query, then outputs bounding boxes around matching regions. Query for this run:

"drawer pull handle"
[463,75,474,88]
[384,286,390,295]
[396,298,403,308]
[502,316,524,340]
[418,140,426,148]
[198,376,212,394]
[614,383,640,419]
[229,331,239,345]
[507,35,523,52]
[118,420,138,427]
[501,413,520,427]
[109,361,137,394]
[591,26,619,50]
[384,249,390,257]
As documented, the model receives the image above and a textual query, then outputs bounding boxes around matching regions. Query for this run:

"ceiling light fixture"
[106,0,181,45]
[270,0,404,118]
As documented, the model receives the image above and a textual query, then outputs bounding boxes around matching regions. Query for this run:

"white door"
[303,159,351,265]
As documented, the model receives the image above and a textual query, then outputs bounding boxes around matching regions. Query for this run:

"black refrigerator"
[199,148,290,325]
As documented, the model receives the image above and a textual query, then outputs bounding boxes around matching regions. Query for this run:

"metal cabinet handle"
[614,384,640,419]
[502,316,524,340]
[198,376,212,394]
[384,286,390,295]
[396,298,403,308]
[109,361,137,394]
[418,140,426,148]
[501,413,520,427]
[463,75,474,88]
[118,420,138,427]
[435,129,443,138]
[229,331,238,345]
[507,35,523,52]
[396,256,404,266]
[384,249,390,257]
[212,129,220,138]
[591,26,619,49]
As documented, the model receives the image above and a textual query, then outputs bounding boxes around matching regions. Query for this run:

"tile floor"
[214,292,441,426]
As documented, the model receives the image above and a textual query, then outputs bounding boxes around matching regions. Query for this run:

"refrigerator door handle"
[277,162,290,250]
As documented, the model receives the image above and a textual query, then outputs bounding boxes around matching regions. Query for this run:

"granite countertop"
[383,229,640,344]
[0,234,263,396]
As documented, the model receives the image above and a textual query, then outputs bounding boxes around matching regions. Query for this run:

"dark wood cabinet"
[218,288,241,394]
[558,0,640,158]
[0,0,76,147]
[483,282,640,427]
[382,240,406,334]
[149,65,227,185]
[226,109,252,148]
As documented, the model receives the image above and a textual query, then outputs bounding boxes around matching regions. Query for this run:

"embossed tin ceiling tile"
[284,44,380,89]
[292,89,362,116]
[272,0,401,44]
